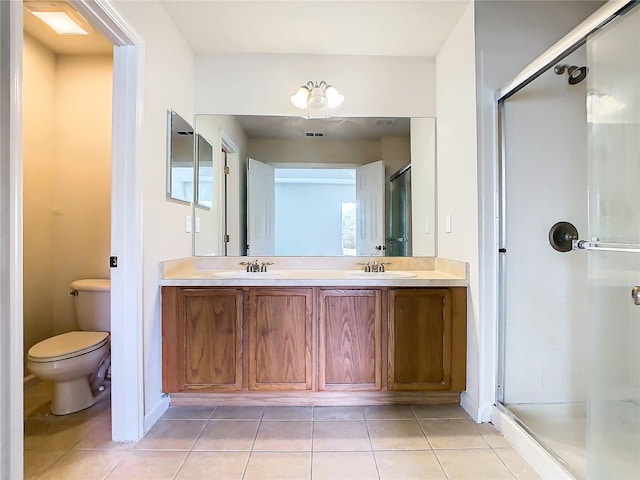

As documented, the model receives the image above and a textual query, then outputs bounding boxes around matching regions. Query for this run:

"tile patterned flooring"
[24,382,541,480]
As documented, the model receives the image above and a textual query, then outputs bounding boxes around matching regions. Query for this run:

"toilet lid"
[28,331,109,362]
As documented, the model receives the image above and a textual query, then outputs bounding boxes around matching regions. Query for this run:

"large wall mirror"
[192,115,436,258]
[166,110,195,204]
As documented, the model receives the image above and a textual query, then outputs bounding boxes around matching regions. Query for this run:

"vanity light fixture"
[290,81,344,109]
[24,2,91,35]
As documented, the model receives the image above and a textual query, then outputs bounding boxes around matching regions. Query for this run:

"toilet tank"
[70,279,110,332]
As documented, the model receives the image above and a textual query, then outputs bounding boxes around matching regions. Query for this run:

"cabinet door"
[319,289,382,390]
[388,288,453,391]
[163,288,243,392]
[248,288,313,390]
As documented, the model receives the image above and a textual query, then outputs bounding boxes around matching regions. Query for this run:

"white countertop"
[160,268,467,287]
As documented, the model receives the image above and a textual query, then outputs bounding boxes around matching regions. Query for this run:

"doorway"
[22,15,114,458]
[1,2,144,477]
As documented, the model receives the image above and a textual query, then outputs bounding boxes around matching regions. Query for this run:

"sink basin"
[215,271,285,279]
[347,271,417,279]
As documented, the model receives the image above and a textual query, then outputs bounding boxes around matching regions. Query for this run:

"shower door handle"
[632,286,640,306]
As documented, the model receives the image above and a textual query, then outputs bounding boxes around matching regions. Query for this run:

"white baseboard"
[460,391,480,422]
[143,394,170,433]
[491,405,574,480]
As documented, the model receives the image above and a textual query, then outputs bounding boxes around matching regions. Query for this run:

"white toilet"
[27,279,111,415]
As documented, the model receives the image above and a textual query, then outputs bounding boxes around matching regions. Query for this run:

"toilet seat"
[28,331,109,363]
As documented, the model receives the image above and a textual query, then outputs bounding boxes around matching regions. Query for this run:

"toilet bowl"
[27,279,111,415]
[27,331,110,415]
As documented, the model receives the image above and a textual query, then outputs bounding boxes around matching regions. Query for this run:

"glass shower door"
[586,6,640,478]
[388,166,411,256]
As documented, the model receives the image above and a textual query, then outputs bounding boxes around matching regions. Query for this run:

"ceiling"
[23,1,113,55]
[23,1,456,139]
[162,1,470,57]
[234,115,411,140]
[23,1,470,57]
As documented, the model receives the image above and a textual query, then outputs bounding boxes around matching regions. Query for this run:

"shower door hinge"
[224,234,230,243]
[224,166,230,175]
[109,256,118,268]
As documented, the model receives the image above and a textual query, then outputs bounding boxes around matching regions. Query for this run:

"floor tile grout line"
[431,449,453,480]
[490,446,521,480]
[169,446,194,480]
[414,409,453,480]
[240,407,265,480]
[362,410,382,480]
[413,408,436,451]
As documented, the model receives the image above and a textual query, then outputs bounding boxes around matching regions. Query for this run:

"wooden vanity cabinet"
[162,285,466,397]
[318,289,382,391]
[162,287,243,392]
[388,287,466,392]
[248,288,313,391]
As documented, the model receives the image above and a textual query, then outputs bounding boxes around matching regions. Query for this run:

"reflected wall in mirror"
[166,110,195,204]
[195,134,213,209]
[193,115,436,258]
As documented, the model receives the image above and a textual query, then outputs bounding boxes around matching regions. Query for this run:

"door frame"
[0,1,25,478]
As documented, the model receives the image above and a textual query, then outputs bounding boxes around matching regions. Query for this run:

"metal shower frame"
[494,0,636,406]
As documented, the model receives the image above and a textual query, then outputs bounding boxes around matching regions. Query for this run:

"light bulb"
[307,86,327,108]
[290,86,310,109]
[325,85,344,108]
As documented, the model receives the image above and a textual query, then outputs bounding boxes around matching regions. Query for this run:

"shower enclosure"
[497,2,640,478]
[387,164,411,256]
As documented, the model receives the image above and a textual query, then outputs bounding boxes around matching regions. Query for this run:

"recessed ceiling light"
[24,2,91,36]
[31,11,88,35]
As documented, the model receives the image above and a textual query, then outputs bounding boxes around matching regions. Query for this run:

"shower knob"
[549,221,579,252]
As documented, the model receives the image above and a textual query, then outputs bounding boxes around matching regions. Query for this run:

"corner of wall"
[144,394,170,433]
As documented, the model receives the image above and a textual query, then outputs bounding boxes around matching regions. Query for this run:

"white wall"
[194,114,249,256]
[380,136,410,178]
[23,35,112,370]
[248,138,381,165]
[410,117,436,256]
[23,34,56,370]
[195,54,436,117]
[436,3,480,419]
[502,50,589,404]
[52,54,113,333]
[111,1,194,424]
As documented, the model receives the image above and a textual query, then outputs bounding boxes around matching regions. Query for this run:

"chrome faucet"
[358,261,390,272]
[371,260,388,272]
[240,260,274,272]
[240,260,259,272]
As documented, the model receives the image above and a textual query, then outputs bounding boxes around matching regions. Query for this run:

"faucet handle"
[260,261,274,272]
[357,261,371,272]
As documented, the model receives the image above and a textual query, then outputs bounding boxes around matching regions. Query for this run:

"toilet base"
[51,377,99,415]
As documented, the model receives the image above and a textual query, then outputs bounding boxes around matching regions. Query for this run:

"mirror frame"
[166,110,195,204]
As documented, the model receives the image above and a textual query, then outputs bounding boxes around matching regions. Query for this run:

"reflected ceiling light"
[587,90,625,123]
[25,2,90,35]
[290,81,344,109]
